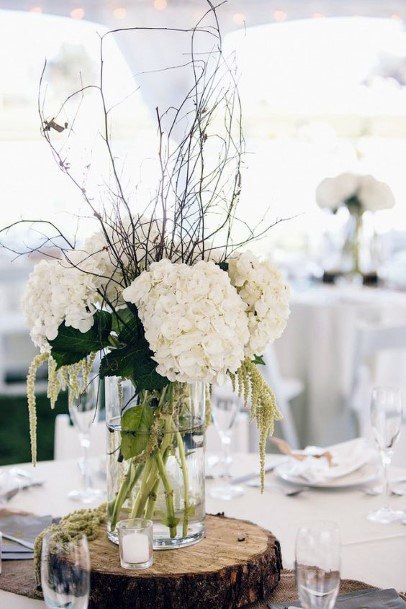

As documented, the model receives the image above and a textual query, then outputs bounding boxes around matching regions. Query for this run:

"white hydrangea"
[358,175,395,211]
[316,173,395,212]
[22,216,164,350]
[228,251,290,358]
[123,259,249,384]
[316,173,358,210]
[76,215,162,305]
[22,259,98,350]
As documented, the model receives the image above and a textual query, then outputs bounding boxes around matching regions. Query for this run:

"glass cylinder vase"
[105,378,206,549]
[341,209,363,279]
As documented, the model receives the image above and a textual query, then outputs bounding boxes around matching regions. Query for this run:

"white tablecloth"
[1,453,406,607]
[276,284,406,447]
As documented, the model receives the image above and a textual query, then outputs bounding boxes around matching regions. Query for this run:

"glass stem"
[220,432,232,481]
[80,433,91,493]
[382,451,391,507]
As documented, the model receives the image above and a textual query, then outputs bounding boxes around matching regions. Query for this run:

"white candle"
[122,533,150,564]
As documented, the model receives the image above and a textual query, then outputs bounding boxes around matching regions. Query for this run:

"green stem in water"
[130,457,154,518]
[176,431,190,537]
[110,461,144,530]
[145,446,171,519]
[155,450,178,538]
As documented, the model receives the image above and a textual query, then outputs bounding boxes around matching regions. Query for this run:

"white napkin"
[286,438,374,483]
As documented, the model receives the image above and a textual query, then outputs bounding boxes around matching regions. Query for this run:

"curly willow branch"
[234,358,283,492]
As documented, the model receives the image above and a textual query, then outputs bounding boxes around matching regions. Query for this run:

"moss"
[34,503,107,587]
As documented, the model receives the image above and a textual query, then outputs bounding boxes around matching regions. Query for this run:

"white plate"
[274,460,378,489]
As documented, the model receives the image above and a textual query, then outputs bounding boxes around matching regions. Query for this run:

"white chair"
[207,345,303,453]
[54,414,106,460]
[254,344,304,450]
[349,322,406,466]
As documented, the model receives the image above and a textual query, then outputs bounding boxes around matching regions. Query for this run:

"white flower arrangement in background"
[316,172,395,213]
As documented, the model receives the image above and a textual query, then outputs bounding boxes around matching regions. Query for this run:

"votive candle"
[117,518,153,570]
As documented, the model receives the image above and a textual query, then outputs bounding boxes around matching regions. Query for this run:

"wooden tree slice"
[89,514,282,609]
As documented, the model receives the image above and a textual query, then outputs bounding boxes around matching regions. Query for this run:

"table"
[1,453,406,607]
[276,284,406,447]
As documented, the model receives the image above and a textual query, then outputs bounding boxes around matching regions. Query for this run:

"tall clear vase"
[105,378,206,549]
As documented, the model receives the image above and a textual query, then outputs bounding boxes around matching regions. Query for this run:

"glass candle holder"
[117,518,153,570]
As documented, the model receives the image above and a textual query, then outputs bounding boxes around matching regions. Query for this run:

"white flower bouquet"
[2,3,290,546]
[316,173,395,277]
[316,172,395,213]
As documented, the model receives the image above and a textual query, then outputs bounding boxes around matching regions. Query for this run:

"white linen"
[286,438,375,483]
[275,284,406,449]
[0,453,406,609]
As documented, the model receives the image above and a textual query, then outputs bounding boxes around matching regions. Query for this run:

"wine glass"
[209,392,244,500]
[41,532,90,609]
[368,386,403,524]
[68,369,103,504]
[295,521,341,609]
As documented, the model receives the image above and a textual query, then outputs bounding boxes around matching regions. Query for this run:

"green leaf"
[49,310,112,369]
[217,261,229,272]
[111,306,141,344]
[99,336,169,392]
[120,402,154,460]
[252,354,266,366]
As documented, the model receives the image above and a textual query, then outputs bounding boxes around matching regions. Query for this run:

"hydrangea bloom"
[316,172,358,210]
[228,251,290,358]
[22,259,97,350]
[77,215,162,304]
[357,175,395,211]
[123,259,249,384]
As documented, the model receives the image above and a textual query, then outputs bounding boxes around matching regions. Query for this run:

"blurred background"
[0,0,405,465]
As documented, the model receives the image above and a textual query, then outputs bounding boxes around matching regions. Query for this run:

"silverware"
[364,486,406,497]
[0,532,35,551]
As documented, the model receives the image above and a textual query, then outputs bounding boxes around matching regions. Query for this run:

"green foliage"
[112,306,141,344]
[100,307,169,392]
[120,403,154,460]
[252,354,265,366]
[0,392,67,466]
[49,311,112,368]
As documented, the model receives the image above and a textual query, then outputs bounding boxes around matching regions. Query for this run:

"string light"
[232,12,246,26]
[113,7,127,19]
[273,9,287,22]
[70,7,85,19]
[312,12,325,19]
[29,6,43,13]
[153,0,167,10]
[391,13,402,21]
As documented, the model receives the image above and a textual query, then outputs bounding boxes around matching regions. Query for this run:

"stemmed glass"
[209,392,244,500]
[295,521,341,609]
[368,386,403,523]
[41,532,90,609]
[68,369,103,504]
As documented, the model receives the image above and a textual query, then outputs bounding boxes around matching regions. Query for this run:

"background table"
[276,284,406,447]
[1,453,406,607]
